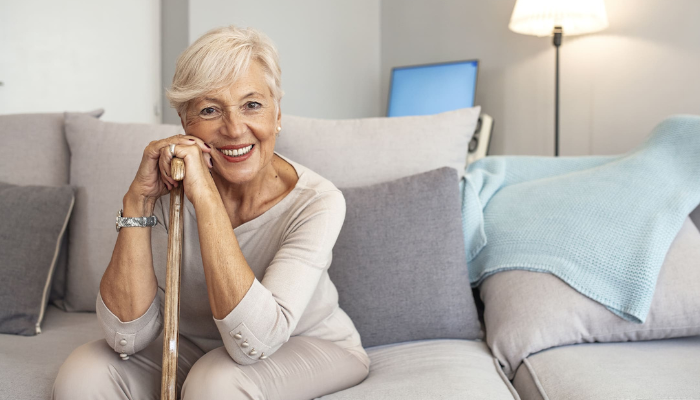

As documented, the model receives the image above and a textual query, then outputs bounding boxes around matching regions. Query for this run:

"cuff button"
[119,339,127,346]
[249,348,257,356]
[233,332,242,340]
[259,353,267,360]
[119,353,129,361]
[241,340,249,348]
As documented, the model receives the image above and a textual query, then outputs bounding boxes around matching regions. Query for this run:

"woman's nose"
[220,113,247,137]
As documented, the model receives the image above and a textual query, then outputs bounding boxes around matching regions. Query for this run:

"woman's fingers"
[181,135,212,154]
[141,133,212,195]
[159,138,210,187]
[159,146,175,185]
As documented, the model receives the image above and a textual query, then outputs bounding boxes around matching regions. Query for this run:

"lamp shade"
[509,0,608,37]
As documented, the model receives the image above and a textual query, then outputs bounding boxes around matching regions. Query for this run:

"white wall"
[188,0,381,120]
[381,0,700,156]
[0,0,161,123]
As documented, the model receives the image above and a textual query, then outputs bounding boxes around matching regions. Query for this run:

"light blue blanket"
[461,115,700,323]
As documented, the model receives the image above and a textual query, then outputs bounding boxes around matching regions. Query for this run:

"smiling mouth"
[218,144,254,157]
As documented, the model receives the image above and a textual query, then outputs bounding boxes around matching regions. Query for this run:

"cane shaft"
[161,158,185,400]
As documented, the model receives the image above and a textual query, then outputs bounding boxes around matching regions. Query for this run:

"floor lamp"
[508,0,608,156]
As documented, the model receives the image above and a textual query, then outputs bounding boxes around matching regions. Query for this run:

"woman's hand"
[160,139,218,205]
[126,135,213,209]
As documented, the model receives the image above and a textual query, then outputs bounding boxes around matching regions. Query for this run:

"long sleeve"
[96,291,163,355]
[96,199,169,355]
[213,190,346,365]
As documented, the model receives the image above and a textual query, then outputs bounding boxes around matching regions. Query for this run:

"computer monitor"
[387,60,478,117]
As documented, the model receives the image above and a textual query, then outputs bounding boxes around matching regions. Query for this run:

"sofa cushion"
[330,168,481,348]
[63,113,183,311]
[0,110,101,309]
[513,336,700,400]
[0,182,74,336]
[691,203,700,229]
[276,107,480,188]
[0,112,69,187]
[480,217,700,378]
[0,306,102,400]
[319,339,517,400]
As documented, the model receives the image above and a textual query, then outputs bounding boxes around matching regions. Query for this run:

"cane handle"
[171,157,185,182]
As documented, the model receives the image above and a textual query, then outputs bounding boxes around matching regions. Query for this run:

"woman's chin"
[214,168,258,186]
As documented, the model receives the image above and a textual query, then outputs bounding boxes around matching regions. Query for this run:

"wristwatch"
[116,209,159,232]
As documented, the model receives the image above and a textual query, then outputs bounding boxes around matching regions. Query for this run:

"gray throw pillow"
[329,167,482,348]
[0,182,74,335]
[480,217,700,378]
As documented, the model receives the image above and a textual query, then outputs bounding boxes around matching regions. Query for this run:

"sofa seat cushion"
[513,336,700,400]
[0,306,102,400]
[320,339,518,400]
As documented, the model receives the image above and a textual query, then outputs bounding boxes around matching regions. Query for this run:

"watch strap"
[116,209,159,232]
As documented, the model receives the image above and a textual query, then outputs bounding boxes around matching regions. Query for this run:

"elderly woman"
[53,26,370,399]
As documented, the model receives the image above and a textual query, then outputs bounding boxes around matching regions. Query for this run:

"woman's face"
[182,60,281,186]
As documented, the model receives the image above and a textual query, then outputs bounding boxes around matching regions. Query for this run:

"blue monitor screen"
[387,60,478,117]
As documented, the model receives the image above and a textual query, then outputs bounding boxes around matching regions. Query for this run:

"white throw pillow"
[276,107,481,187]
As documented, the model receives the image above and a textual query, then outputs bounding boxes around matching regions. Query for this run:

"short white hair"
[166,25,283,117]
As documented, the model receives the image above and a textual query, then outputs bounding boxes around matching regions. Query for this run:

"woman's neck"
[213,154,298,228]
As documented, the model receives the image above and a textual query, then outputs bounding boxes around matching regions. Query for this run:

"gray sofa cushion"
[691,203,700,228]
[0,306,102,400]
[329,167,482,348]
[0,182,74,335]
[0,110,101,309]
[319,339,518,400]
[0,112,69,187]
[513,336,700,400]
[276,107,480,188]
[63,113,183,311]
[480,217,700,378]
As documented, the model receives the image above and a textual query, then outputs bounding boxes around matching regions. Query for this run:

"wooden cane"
[161,157,185,400]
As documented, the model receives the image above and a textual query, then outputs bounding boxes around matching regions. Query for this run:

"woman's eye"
[199,107,219,117]
[246,102,262,110]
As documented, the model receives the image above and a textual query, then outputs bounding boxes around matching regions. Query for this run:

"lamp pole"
[553,26,562,157]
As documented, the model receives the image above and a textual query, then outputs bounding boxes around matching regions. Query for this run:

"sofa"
[1,107,699,400]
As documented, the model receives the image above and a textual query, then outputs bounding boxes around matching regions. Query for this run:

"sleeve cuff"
[96,292,162,355]
[213,279,280,364]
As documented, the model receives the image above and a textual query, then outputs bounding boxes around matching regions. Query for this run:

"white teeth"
[220,145,253,157]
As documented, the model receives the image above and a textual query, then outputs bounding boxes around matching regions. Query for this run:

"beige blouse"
[96,153,367,366]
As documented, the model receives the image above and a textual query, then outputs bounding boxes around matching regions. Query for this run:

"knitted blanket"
[461,115,700,323]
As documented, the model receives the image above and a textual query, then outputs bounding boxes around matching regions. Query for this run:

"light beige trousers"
[52,333,370,400]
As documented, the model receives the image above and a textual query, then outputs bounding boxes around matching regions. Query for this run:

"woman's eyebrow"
[199,92,262,105]
[240,91,263,100]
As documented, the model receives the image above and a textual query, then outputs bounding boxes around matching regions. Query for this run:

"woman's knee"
[52,339,123,399]
[181,347,260,400]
